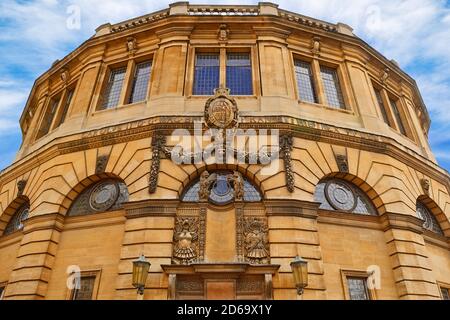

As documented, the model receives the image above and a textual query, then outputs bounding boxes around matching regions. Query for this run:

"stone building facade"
[0,2,449,300]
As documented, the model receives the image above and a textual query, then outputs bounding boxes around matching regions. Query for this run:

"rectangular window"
[55,88,74,127]
[37,96,60,139]
[101,67,127,110]
[374,88,390,125]
[71,276,96,300]
[128,61,152,104]
[390,98,407,136]
[320,66,345,109]
[193,53,220,95]
[347,277,371,300]
[294,60,318,103]
[441,287,450,300]
[226,53,252,95]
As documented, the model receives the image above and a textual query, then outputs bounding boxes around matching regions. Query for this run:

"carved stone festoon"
[172,217,199,265]
[280,134,295,193]
[149,135,167,194]
[242,217,270,265]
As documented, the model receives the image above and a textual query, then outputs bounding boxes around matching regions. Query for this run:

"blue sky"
[0,0,449,172]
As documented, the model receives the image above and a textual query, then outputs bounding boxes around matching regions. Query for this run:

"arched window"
[3,202,29,236]
[67,179,129,217]
[182,171,261,205]
[416,201,444,235]
[314,179,377,215]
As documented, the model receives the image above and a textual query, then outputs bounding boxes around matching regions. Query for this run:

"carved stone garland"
[280,134,295,193]
[149,135,167,194]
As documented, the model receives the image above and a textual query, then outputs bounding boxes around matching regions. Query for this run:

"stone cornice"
[379,212,424,234]
[2,115,449,195]
[264,199,320,219]
[18,3,430,131]
[123,199,180,218]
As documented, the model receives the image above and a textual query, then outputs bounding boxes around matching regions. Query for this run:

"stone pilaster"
[265,200,327,300]
[380,212,441,300]
[114,200,177,300]
[3,213,64,300]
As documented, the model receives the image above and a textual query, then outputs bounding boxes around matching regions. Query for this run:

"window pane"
[320,66,345,109]
[347,277,370,300]
[129,61,152,104]
[416,201,444,235]
[390,99,407,136]
[226,53,252,95]
[56,89,74,127]
[374,88,390,125]
[37,97,60,138]
[294,60,318,103]
[441,288,450,300]
[3,203,29,236]
[72,276,96,300]
[101,67,127,109]
[193,53,219,95]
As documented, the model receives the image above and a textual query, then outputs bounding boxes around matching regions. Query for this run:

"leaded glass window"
[37,96,60,139]
[193,53,219,95]
[441,287,450,300]
[100,67,127,109]
[347,277,370,300]
[374,88,390,126]
[182,172,261,205]
[71,276,96,300]
[390,98,407,136]
[56,88,74,127]
[67,180,129,216]
[320,66,345,109]
[226,53,252,95]
[314,179,377,215]
[416,201,444,235]
[294,60,318,103]
[129,61,152,104]
[3,203,29,236]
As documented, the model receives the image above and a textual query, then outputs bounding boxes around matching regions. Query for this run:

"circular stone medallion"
[89,181,119,212]
[324,180,357,212]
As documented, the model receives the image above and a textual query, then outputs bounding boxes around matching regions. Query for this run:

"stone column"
[3,213,64,300]
[380,212,441,299]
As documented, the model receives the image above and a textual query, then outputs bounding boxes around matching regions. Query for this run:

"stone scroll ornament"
[280,134,295,193]
[243,217,270,264]
[149,135,168,194]
[172,217,199,265]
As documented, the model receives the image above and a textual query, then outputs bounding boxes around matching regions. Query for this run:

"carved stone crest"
[204,87,238,129]
[243,217,270,264]
[218,24,230,42]
[172,217,199,265]
[420,178,430,196]
[311,36,321,56]
[126,37,137,56]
